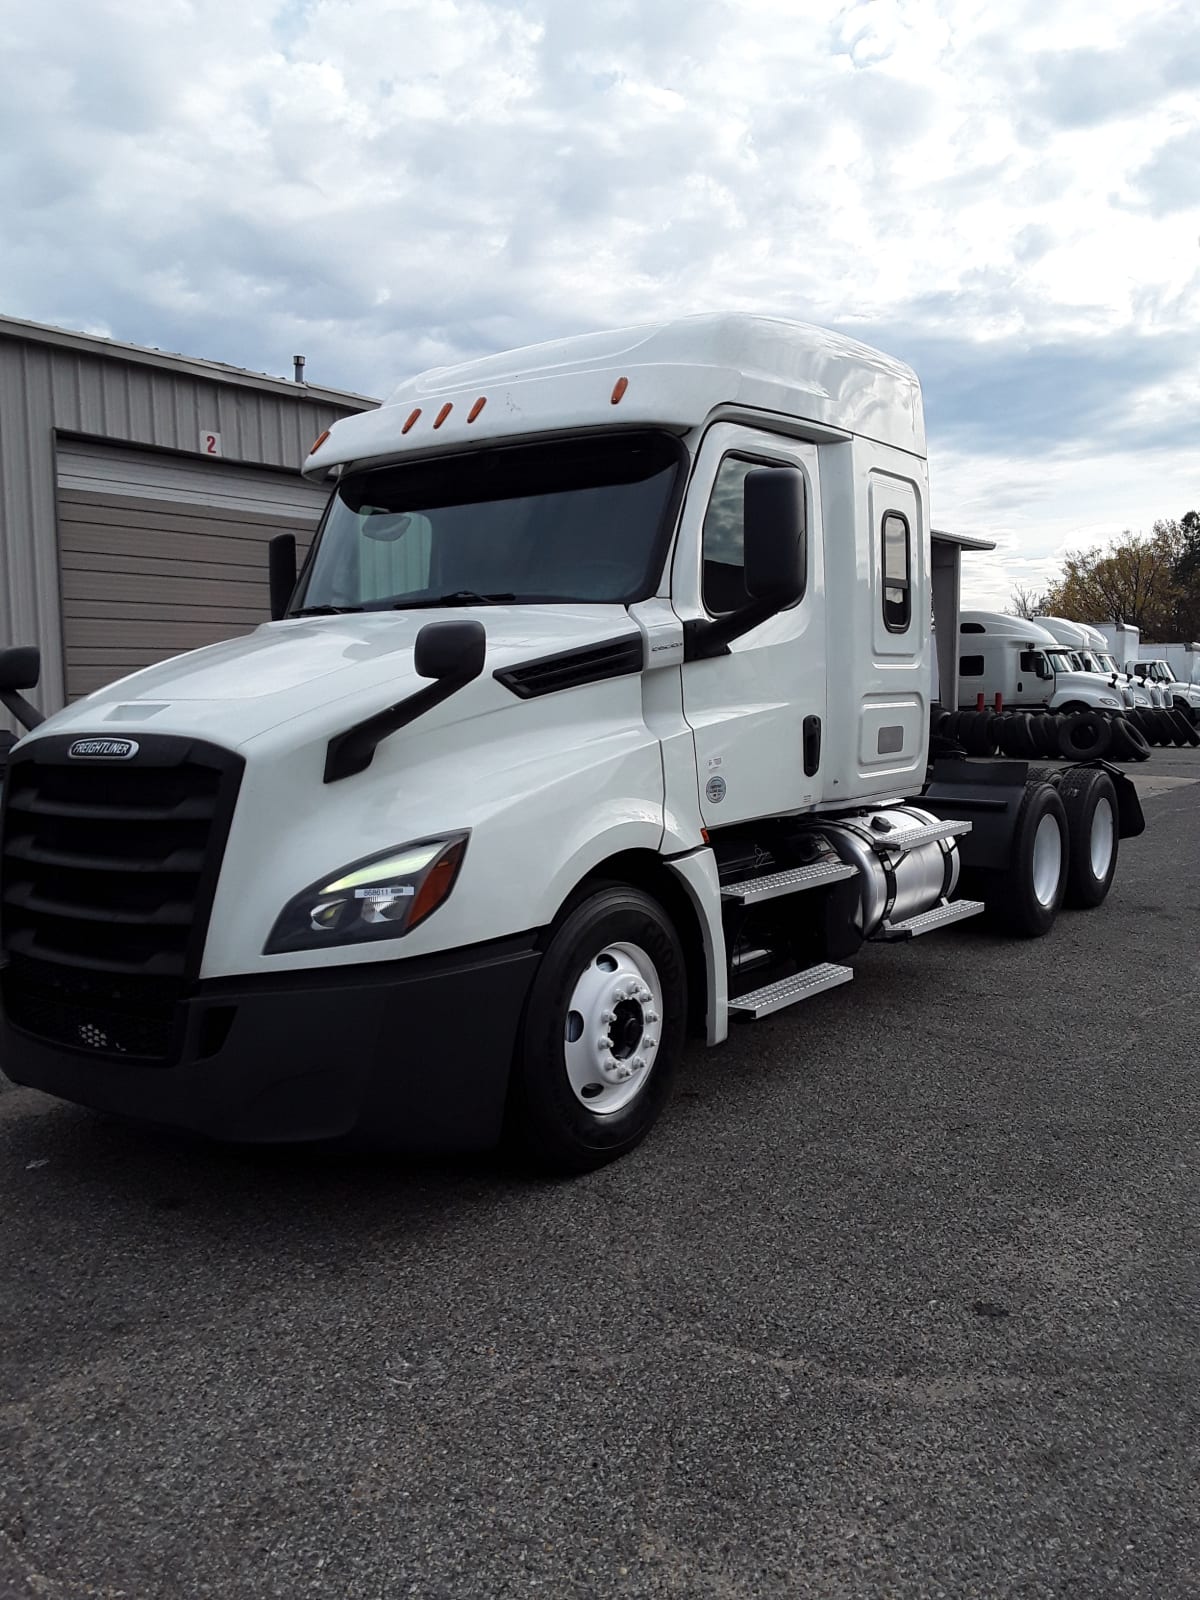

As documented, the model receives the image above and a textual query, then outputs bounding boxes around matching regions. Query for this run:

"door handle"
[803,715,821,776]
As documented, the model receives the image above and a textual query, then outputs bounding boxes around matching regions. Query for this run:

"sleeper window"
[959,655,985,677]
[882,511,911,632]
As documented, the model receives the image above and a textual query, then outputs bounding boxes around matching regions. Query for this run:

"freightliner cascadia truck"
[0,316,1145,1171]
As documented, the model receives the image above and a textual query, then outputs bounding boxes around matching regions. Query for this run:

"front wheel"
[507,885,687,1173]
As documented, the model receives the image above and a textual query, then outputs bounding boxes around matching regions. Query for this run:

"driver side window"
[702,456,779,615]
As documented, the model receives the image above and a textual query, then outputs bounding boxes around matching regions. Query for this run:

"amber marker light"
[468,396,487,422]
[434,403,453,428]
[402,408,422,435]
[308,429,331,454]
[611,376,629,404]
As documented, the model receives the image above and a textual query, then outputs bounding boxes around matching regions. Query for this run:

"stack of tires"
[1124,704,1200,749]
[934,706,1198,763]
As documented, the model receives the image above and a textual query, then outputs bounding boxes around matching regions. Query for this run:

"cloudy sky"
[3,0,1197,605]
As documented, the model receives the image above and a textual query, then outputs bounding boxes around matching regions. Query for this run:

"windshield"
[1079,651,1106,673]
[1046,649,1075,673]
[1095,653,1120,674]
[295,430,685,612]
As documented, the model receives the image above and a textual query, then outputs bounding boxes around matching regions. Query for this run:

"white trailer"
[0,315,1146,1171]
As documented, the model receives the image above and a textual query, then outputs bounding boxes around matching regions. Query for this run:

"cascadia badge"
[68,738,140,760]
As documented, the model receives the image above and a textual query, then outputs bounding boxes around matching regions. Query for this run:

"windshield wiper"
[389,590,517,609]
[291,604,367,616]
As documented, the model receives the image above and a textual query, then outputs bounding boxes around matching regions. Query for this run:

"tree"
[1010,583,1049,619]
[1164,511,1200,637]
[1040,526,1182,633]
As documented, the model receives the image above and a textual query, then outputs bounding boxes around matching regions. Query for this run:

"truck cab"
[1134,660,1200,720]
[0,315,1145,1171]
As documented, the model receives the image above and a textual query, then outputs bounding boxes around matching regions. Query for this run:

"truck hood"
[22,605,641,749]
[1053,672,1125,706]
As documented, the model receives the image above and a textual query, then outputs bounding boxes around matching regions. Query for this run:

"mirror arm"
[682,600,780,662]
[1,687,44,732]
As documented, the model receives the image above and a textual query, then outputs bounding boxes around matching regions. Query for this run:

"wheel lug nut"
[645,1010,659,1025]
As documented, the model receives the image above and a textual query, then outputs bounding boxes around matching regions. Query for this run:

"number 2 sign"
[200,430,223,457]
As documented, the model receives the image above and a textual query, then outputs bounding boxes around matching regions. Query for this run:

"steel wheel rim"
[1090,797,1115,881]
[563,941,663,1115]
[1032,813,1063,907]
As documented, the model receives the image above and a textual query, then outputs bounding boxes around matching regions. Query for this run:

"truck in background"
[1033,617,1154,710]
[0,315,1146,1171]
[957,613,1127,714]
[1132,656,1200,721]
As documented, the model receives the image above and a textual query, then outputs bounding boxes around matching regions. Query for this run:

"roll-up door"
[55,440,329,698]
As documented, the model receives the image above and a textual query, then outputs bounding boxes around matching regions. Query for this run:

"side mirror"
[0,646,40,692]
[323,619,487,783]
[268,534,298,621]
[0,646,44,732]
[415,619,487,682]
[1039,661,1053,680]
[743,467,806,606]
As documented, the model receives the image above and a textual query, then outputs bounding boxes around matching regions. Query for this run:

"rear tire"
[984,780,1068,937]
[1058,767,1120,909]
[506,885,686,1173]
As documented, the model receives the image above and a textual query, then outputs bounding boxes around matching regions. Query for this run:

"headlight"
[264,834,468,954]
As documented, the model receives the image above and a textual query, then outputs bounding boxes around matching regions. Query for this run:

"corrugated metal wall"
[55,442,330,697]
[0,328,371,723]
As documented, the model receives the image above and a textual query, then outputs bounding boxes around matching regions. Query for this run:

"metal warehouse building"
[0,315,376,720]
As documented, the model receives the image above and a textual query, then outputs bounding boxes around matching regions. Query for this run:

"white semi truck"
[956,613,1127,714]
[1132,658,1200,720]
[0,316,1145,1171]
[1032,617,1154,710]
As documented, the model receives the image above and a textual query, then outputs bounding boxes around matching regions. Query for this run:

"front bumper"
[0,936,541,1149]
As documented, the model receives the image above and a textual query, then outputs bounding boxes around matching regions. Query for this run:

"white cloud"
[0,0,1197,604]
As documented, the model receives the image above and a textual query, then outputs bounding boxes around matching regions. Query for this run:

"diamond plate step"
[728,962,854,1020]
[867,818,971,852]
[721,860,857,905]
[872,897,985,942]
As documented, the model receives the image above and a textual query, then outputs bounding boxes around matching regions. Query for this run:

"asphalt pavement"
[1,753,1198,1599]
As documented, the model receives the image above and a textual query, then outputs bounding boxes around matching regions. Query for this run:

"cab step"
[866,818,971,853]
[872,897,984,942]
[721,860,857,905]
[728,962,854,1020]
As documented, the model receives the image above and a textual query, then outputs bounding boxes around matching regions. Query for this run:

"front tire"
[507,885,687,1173]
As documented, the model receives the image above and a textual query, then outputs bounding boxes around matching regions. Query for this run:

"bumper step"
[721,860,857,905]
[867,818,971,853]
[729,962,854,1020]
[872,897,984,942]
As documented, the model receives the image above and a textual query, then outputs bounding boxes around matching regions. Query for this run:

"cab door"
[674,424,826,828]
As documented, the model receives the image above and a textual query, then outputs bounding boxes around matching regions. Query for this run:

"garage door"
[55,440,331,698]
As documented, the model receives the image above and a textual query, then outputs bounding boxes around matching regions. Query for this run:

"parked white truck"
[0,316,1145,1170]
[1032,617,1154,710]
[956,613,1127,714]
[1132,657,1200,720]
